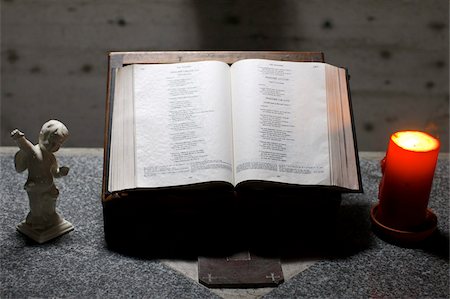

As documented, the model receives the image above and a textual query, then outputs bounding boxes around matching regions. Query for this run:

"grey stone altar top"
[0,149,448,298]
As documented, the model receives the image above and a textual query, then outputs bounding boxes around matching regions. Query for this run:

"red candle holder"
[370,131,440,244]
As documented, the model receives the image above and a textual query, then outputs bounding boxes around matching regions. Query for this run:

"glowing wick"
[391,131,439,152]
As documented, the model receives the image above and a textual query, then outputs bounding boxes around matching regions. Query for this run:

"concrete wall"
[1,0,448,151]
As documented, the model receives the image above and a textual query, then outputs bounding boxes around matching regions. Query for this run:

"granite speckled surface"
[1,149,448,298]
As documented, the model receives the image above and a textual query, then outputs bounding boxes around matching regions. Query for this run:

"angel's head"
[38,120,69,153]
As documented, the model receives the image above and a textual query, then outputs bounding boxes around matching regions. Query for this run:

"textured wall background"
[1,0,448,151]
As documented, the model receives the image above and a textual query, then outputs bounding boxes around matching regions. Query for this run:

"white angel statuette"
[11,120,74,243]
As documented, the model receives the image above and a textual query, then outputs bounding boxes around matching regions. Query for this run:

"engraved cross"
[266,272,281,282]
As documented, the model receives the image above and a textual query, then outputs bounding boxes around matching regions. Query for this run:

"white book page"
[231,59,330,186]
[134,61,233,188]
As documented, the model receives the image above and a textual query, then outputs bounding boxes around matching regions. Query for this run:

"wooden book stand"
[103,51,343,288]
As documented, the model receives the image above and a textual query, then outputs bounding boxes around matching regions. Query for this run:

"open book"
[107,59,361,194]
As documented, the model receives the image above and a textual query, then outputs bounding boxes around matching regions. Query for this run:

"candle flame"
[392,131,440,152]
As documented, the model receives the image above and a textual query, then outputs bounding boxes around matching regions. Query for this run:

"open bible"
[106,58,361,195]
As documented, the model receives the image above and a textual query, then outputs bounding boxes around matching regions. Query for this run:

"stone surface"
[1,1,448,151]
[0,149,448,298]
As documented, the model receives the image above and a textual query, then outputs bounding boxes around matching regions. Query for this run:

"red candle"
[378,131,440,230]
